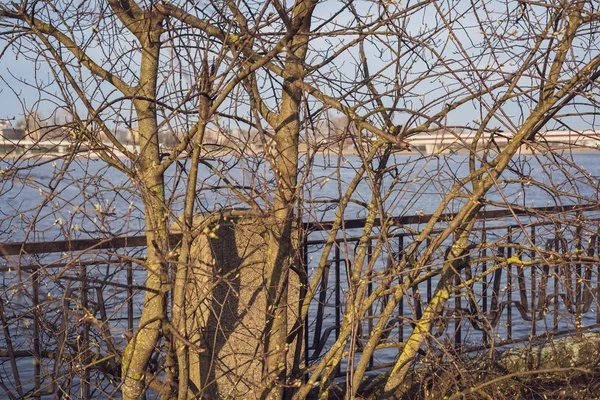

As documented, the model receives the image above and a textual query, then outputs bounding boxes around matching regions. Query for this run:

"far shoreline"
[2,143,600,161]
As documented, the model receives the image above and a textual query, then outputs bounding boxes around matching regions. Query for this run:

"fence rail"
[0,205,599,397]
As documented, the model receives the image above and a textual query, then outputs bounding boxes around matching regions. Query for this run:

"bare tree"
[2,0,600,399]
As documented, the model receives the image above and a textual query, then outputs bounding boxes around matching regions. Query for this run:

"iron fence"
[0,205,598,396]
[302,205,600,374]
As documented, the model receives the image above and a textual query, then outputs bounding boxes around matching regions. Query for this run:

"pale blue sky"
[1,1,598,133]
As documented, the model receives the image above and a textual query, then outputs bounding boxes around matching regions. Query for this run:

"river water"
[2,151,598,242]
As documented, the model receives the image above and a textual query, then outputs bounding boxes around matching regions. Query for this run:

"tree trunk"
[121,20,167,397]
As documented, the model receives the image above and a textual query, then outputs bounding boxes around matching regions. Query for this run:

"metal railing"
[0,205,599,397]
[302,205,600,374]
[0,237,148,398]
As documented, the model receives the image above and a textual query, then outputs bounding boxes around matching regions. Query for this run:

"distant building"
[0,120,25,141]
[204,127,265,153]
[407,128,600,154]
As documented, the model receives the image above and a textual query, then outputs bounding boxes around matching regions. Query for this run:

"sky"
[0,52,45,123]
[0,1,598,133]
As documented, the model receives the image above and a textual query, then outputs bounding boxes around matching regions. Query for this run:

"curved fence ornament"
[557,234,598,319]
[506,238,555,323]
[457,245,506,333]
[511,245,542,323]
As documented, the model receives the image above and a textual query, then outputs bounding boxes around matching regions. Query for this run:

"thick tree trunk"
[121,18,167,397]
[262,2,317,398]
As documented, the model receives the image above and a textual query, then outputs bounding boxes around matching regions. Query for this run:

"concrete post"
[180,215,301,398]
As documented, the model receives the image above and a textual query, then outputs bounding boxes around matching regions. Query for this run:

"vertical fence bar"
[426,238,432,337]
[32,266,41,399]
[335,245,341,340]
[507,226,513,342]
[554,226,560,331]
[367,240,374,368]
[127,261,133,333]
[80,263,91,399]
[531,225,537,336]
[0,289,24,398]
[454,270,462,350]
[597,223,600,325]
[481,228,488,344]
[426,238,432,304]
[313,263,330,351]
[575,213,583,320]
[303,238,310,371]
[335,244,341,376]
[594,228,600,324]
[398,235,404,342]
